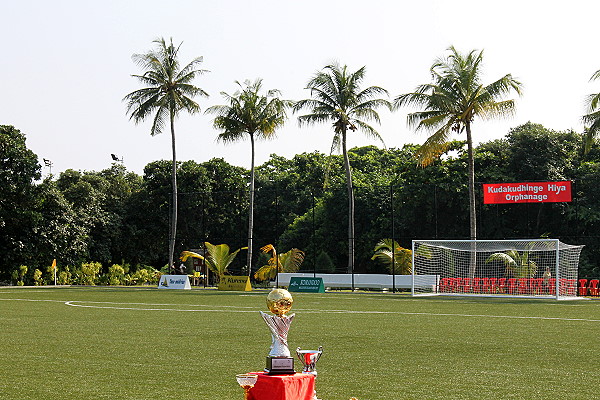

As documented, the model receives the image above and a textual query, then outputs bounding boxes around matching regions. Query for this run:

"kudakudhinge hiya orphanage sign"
[483,181,572,204]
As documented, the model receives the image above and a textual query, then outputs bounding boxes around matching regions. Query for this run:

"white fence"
[270,273,438,291]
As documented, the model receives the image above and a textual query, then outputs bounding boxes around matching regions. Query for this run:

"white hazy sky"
[2,0,599,176]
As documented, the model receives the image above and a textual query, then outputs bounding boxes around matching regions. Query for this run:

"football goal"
[411,239,584,300]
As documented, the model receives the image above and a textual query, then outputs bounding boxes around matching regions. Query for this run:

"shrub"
[11,269,19,285]
[315,251,335,273]
[14,265,28,286]
[33,269,43,286]
[107,264,125,286]
[58,267,72,285]
[126,266,160,286]
[79,262,102,285]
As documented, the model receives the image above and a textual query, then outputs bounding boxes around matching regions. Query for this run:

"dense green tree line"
[2,121,600,283]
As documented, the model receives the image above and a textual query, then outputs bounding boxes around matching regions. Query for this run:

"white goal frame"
[411,239,584,300]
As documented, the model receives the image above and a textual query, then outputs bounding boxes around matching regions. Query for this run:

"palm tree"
[181,242,247,282]
[124,38,208,271]
[206,79,291,276]
[294,63,391,274]
[582,69,600,153]
[254,244,305,281]
[371,239,412,275]
[485,248,538,279]
[394,46,522,240]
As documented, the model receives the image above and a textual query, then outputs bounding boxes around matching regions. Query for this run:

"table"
[247,371,315,400]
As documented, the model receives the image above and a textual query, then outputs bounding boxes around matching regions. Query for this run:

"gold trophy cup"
[236,374,258,400]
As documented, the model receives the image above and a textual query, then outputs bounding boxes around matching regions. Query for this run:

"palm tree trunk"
[466,123,477,277]
[465,123,477,240]
[169,111,178,271]
[341,130,355,275]
[247,132,255,277]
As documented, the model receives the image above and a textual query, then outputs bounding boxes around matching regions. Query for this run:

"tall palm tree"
[206,79,291,276]
[124,38,208,271]
[394,46,522,240]
[294,63,391,274]
[582,69,600,153]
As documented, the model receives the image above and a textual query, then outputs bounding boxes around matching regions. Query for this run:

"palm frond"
[371,239,412,274]
[124,37,208,135]
[150,107,169,137]
[296,63,388,144]
[486,252,517,268]
[209,79,290,143]
[352,120,385,144]
[201,242,247,278]
[180,250,204,262]
[396,46,521,172]
[254,245,305,281]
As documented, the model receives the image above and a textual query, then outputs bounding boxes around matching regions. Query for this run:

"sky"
[2,0,599,177]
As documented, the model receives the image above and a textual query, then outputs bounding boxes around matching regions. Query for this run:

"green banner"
[288,277,325,293]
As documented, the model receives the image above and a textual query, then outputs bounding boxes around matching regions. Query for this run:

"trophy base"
[265,356,295,375]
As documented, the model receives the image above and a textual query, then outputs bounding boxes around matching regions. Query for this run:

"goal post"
[411,239,584,300]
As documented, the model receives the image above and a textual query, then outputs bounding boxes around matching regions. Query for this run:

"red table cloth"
[247,371,315,400]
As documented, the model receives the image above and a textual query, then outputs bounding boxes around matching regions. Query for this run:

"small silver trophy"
[296,346,323,400]
[295,346,323,375]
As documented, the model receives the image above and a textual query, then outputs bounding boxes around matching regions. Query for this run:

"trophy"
[235,374,258,400]
[296,346,323,400]
[296,346,323,375]
[260,289,296,374]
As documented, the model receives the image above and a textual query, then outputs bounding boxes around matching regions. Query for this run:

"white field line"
[1,297,599,322]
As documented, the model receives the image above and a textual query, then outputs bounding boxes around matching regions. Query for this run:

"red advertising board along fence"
[483,181,572,204]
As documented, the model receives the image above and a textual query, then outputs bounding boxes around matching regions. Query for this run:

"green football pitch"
[0,286,598,400]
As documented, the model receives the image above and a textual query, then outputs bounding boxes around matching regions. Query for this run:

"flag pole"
[52,259,57,285]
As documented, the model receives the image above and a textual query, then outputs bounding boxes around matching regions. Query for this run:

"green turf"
[0,287,598,399]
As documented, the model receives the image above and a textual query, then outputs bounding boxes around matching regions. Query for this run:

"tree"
[123,37,208,270]
[206,79,291,276]
[0,125,41,277]
[34,178,89,267]
[506,122,580,181]
[371,239,412,275]
[253,244,305,281]
[294,63,391,274]
[486,247,538,279]
[180,242,247,281]
[582,69,600,153]
[394,46,522,240]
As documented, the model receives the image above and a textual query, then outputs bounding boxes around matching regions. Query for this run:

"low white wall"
[269,273,438,290]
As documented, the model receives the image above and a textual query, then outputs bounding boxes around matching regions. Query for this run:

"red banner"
[483,181,572,204]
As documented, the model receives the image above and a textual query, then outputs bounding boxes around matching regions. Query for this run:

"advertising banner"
[158,275,192,290]
[217,275,252,291]
[483,181,572,204]
[288,277,325,293]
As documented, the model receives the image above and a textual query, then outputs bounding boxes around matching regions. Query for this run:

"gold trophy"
[235,374,258,400]
[260,289,295,374]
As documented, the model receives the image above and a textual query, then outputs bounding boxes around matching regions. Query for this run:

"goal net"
[411,239,584,300]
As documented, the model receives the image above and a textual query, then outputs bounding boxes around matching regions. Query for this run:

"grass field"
[0,286,599,400]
